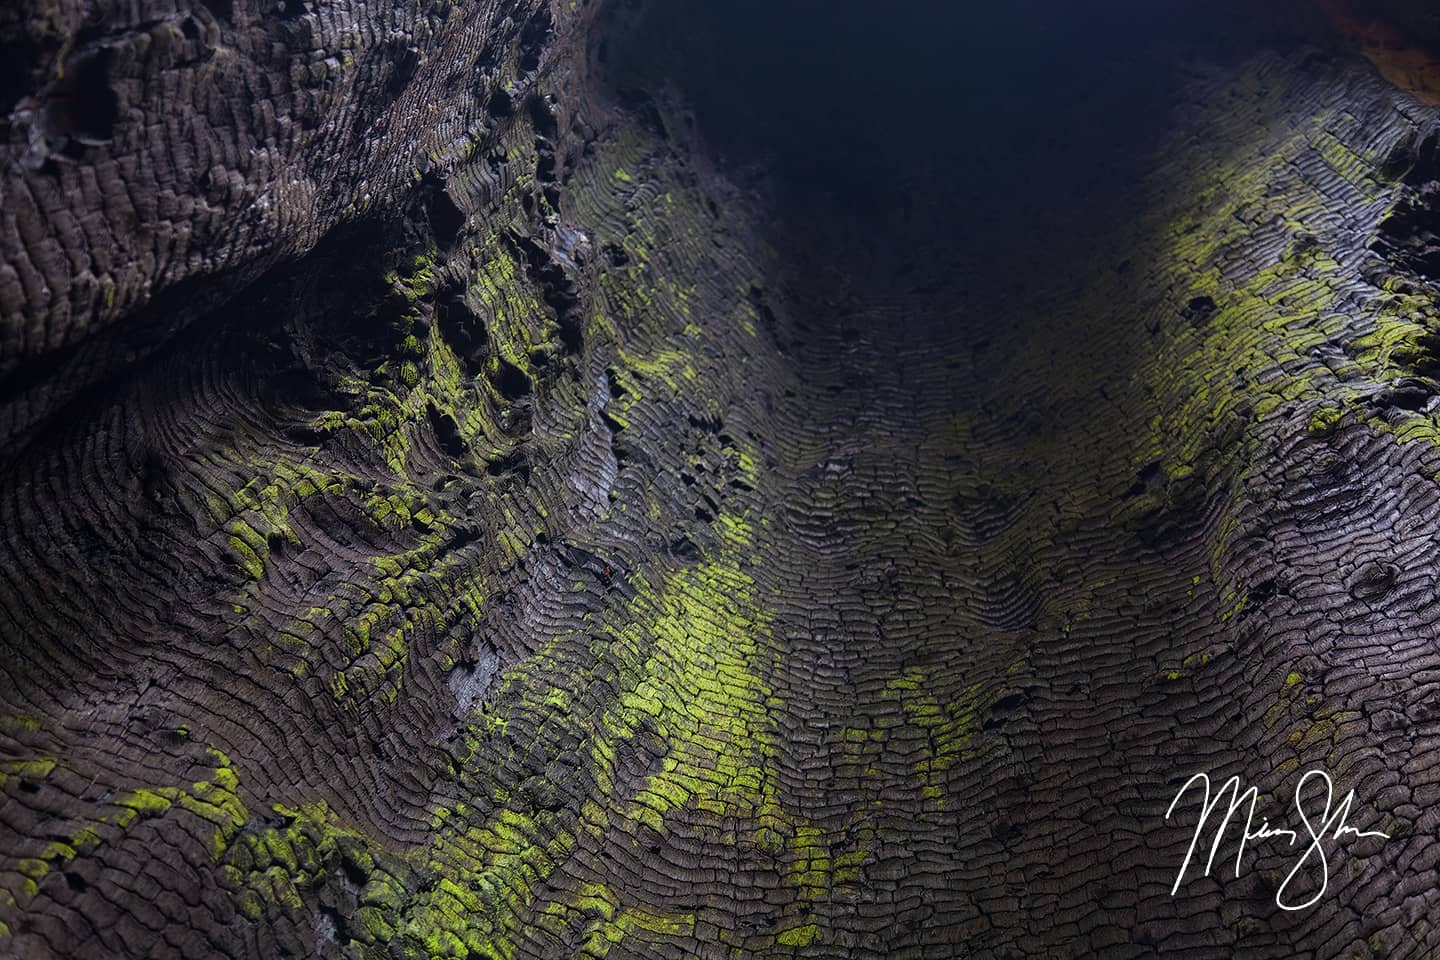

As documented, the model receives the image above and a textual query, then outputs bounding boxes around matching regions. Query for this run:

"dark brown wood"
[2,1,1440,957]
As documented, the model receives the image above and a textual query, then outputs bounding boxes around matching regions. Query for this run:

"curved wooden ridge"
[3,1,1440,957]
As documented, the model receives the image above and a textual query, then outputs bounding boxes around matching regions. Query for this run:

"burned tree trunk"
[3,1,1440,957]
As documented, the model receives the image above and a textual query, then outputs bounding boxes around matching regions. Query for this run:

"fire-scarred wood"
[4,1,1440,958]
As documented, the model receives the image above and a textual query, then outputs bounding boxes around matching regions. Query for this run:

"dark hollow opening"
[601,0,1311,338]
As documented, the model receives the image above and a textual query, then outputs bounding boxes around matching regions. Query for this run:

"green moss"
[2,748,244,906]
[777,923,819,947]
[218,801,387,925]
[228,535,266,580]
[116,788,174,819]
[1107,78,1438,608]
[356,905,397,941]
[365,500,795,956]
[0,756,56,787]
[533,882,696,956]
[45,118,862,955]
[388,248,440,304]
[0,714,41,734]
[239,889,265,919]
[1309,405,1344,436]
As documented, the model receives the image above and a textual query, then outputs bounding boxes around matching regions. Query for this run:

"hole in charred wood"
[1183,295,1218,327]
[528,93,560,140]
[427,402,468,459]
[491,358,532,401]
[44,46,119,147]
[488,86,514,119]
[1374,187,1440,281]
[518,7,553,75]
[422,178,466,249]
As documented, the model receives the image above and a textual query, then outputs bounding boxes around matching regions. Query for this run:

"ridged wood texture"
[4,1,1440,957]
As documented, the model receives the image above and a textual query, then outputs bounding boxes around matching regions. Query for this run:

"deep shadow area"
[603,0,1323,292]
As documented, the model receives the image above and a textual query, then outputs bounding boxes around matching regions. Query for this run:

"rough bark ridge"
[4,1,1440,958]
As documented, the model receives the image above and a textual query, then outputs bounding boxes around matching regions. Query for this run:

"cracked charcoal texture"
[4,0,1440,958]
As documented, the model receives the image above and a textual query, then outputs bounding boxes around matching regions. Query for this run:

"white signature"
[1166,769,1390,911]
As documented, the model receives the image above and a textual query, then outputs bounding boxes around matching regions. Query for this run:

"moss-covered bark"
[4,1,1440,958]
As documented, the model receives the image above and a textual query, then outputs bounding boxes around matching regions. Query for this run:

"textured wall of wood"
[3,0,1440,957]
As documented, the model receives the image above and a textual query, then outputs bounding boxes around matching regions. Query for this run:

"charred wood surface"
[3,1,1440,958]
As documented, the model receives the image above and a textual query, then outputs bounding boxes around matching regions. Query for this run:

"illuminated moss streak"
[0,748,245,920]
[391,530,784,957]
